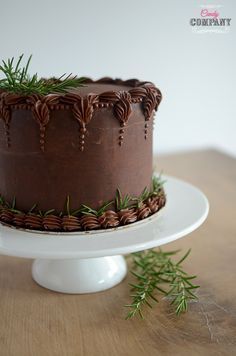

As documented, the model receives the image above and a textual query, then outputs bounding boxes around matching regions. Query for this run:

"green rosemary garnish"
[38,209,55,217]
[0,54,84,95]
[115,188,134,210]
[79,201,113,216]
[28,203,37,214]
[125,248,199,319]
[65,195,81,216]
[133,187,150,208]
[150,174,166,197]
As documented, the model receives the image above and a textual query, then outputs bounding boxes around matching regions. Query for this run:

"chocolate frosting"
[0,189,166,232]
[0,77,162,214]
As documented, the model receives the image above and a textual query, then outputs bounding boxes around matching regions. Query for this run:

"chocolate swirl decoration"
[62,215,81,231]
[98,210,119,228]
[42,214,62,231]
[0,189,166,232]
[72,94,99,151]
[27,94,60,151]
[156,190,166,209]
[137,203,151,220]
[143,86,156,120]
[114,91,132,146]
[142,86,162,140]
[0,209,14,223]
[129,87,147,100]
[99,91,120,104]
[118,208,138,225]
[0,93,29,147]
[12,213,25,227]
[4,93,27,106]
[0,93,11,147]
[146,196,159,213]
[147,188,166,213]
[25,213,42,229]
[80,214,101,230]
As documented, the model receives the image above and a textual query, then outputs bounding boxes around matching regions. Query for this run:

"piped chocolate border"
[0,188,166,233]
[0,77,162,151]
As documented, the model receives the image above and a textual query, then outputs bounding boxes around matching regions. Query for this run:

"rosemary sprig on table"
[125,249,199,319]
[0,54,84,95]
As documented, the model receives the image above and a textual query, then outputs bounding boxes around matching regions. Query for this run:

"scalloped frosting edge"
[0,77,162,151]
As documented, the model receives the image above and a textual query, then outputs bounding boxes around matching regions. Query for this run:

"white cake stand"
[0,175,209,294]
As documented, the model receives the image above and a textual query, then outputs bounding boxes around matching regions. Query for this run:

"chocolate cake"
[0,76,164,232]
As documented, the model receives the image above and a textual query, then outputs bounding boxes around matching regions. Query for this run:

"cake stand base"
[32,256,127,294]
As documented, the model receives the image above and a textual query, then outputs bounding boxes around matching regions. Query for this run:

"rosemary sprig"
[65,196,81,216]
[115,188,134,210]
[125,249,199,319]
[0,54,84,95]
[150,174,166,197]
[28,203,37,214]
[133,187,150,208]
[38,209,55,217]
[79,201,113,216]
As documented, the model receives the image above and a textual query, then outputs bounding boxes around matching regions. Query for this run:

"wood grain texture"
[0,149,236,356]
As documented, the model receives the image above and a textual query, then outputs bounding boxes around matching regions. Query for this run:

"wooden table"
[0,149,236,356]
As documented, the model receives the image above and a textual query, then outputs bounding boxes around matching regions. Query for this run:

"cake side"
[0,77,163,231]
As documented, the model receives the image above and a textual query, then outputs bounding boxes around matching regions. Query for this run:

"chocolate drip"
[114,91,132,146]
[72,94,99,151]
[118,208,138,225]
[80,214,100,230]
[42,214,62,231]
[0,93,29,148]
[62,215,81,231]
[114,91,132,125]
[98,210,119,228]
[28,94,60,151]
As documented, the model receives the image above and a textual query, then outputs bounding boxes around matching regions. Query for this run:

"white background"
[0,0,235,156]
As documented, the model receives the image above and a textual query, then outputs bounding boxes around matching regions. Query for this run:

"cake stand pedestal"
[0,176,209,294]
[32,256,127,293]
